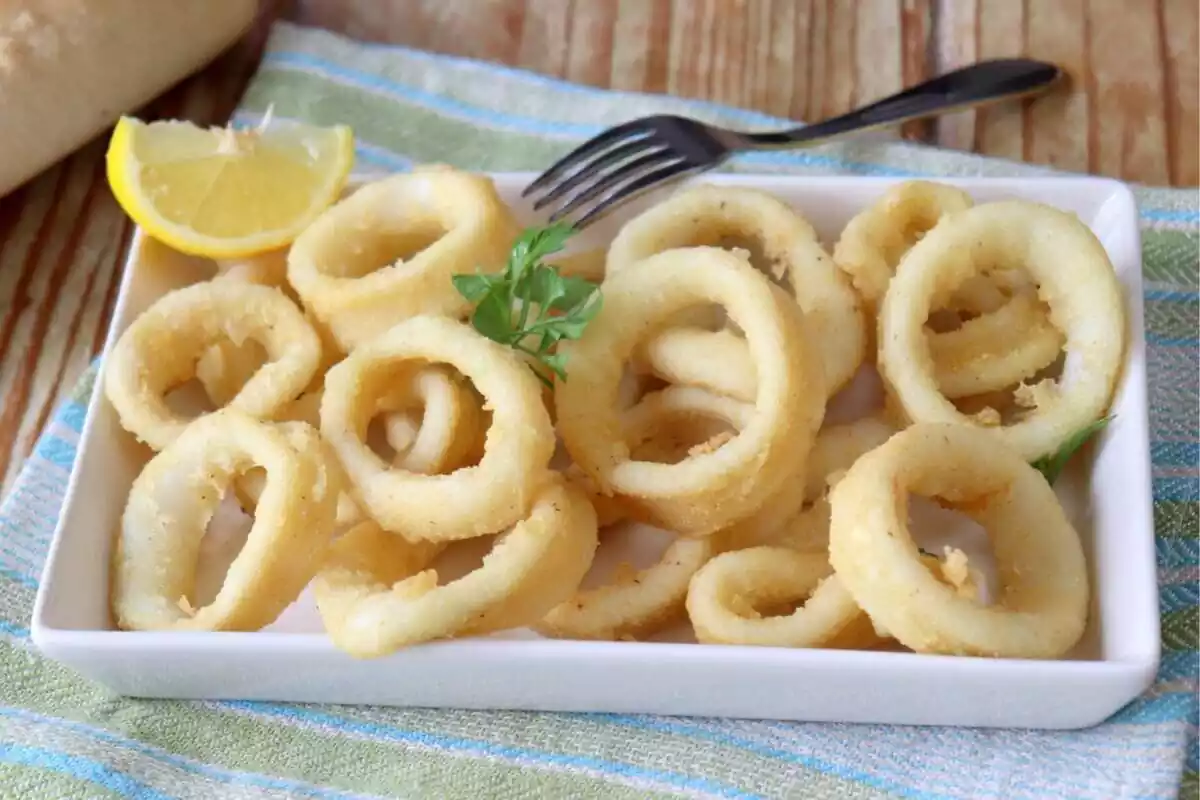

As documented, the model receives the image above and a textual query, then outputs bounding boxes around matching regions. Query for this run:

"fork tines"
[522,118,692,229]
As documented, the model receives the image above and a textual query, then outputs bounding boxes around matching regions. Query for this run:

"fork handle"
[741,59,1061,149]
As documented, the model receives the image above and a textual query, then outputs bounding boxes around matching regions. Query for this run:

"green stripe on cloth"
[0,18,1196,800]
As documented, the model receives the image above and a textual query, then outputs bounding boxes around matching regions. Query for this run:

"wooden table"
[0,0,1195,497]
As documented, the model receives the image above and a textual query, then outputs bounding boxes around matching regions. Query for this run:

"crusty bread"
[0,0,257,197]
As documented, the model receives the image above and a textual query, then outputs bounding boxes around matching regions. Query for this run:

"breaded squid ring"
[378,365,484,475]
[536,536,716,641]
[720,416,894,551]
[556,247,825,536]
[321,315,557,542]
[929,292,1065,398]
[197,250,293,406]
[313,479,598,657]
[104,281,321,451]
[833,180,974,308]
[112,412,339,632]
[287,166,519,352]
[686,547,879,648]
[542,387,785,641]
[834,181,1063,391]
[828,423,1090,658]
[635,326,757,403]
[606,184,864,395]
[879,200,1126,461]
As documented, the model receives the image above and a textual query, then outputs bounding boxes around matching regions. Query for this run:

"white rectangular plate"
[31,173,1159,729]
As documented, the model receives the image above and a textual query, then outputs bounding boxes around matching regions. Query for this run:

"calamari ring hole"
[949,354,1067,427]
[165,339,270,418]
[326,217,448,278]
[904,494,998,608]
[877,203,947,269]
[576,520,696,643]
[628,412,738,465]
[353,359,485,472]
[187,465,263,612]
[425,534,500,586]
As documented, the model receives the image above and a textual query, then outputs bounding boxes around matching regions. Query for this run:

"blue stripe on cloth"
[1153,478,1200,503]
[0,709,379,800]
[1144,290,1199,301]
[31,436,78,471]
[219,701,759,799]
[56,402,88,435]
[259,48,1200,224]
[1161,582,1200,614]
[1150,442,1200,467]
[1110,692,1198,724]
[0,621,29,639]
[0,743,175,800]
[1148,335,1200,348]
[1157,537,1200,567]
[1159,652,1200,682]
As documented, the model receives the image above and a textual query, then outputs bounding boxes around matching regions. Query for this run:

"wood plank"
[1160,0,1199,186]
[1087,0,1171,185]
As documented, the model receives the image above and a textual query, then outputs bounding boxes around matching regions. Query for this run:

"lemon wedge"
[106,116,354,258]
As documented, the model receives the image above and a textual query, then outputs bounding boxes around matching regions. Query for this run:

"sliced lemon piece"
[106,116,354,258]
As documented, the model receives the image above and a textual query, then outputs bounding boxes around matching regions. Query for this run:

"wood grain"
[0,0,1195,497]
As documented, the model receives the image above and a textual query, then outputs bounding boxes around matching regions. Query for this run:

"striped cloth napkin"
[1,21,1196,800]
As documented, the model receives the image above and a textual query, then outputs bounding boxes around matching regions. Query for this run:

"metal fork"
[523,58,1061,229]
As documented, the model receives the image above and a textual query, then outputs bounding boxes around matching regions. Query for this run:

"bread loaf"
[0,0,257,197]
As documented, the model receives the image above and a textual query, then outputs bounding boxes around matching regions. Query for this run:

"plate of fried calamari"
[32,133,1158,728]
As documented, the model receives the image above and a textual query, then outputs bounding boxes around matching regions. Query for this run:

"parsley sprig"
[452,222,602,386]
[1031,415,1113,484]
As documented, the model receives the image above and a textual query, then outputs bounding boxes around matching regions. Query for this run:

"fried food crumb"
[1014,378,1058,410]
[688,430,735,457]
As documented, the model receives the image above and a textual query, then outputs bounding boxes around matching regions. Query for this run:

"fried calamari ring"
[835,181,1062,390]
[833,180,974,308]
[563,465,630,528]
[721,416,895,551]
[636,326,756,402]
[287,166,518,352]
[879,200,1126,461]
[232,419,363,529]
[550,247,607,284]
[803,416,897,500]
[556,247,825,536]
[606,184,864,395]
[104,282,321,450]
[828,423,1089,658]
[537,536,716,641]
[687,547,878,648]
[214,249,289,287]
[640,295,1062,404]
[929,292,1065,399]
[197,251,294,406]
[112,412,339,631]
[314,479,598,657]
[322,315,556,542]
[539,388,745,640]
[377,366,484,475]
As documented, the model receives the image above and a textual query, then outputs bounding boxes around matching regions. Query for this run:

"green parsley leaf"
[451,273,499,303]
[452,222,602,384]
[469,289,518,344]
[1031,415,1113,485]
